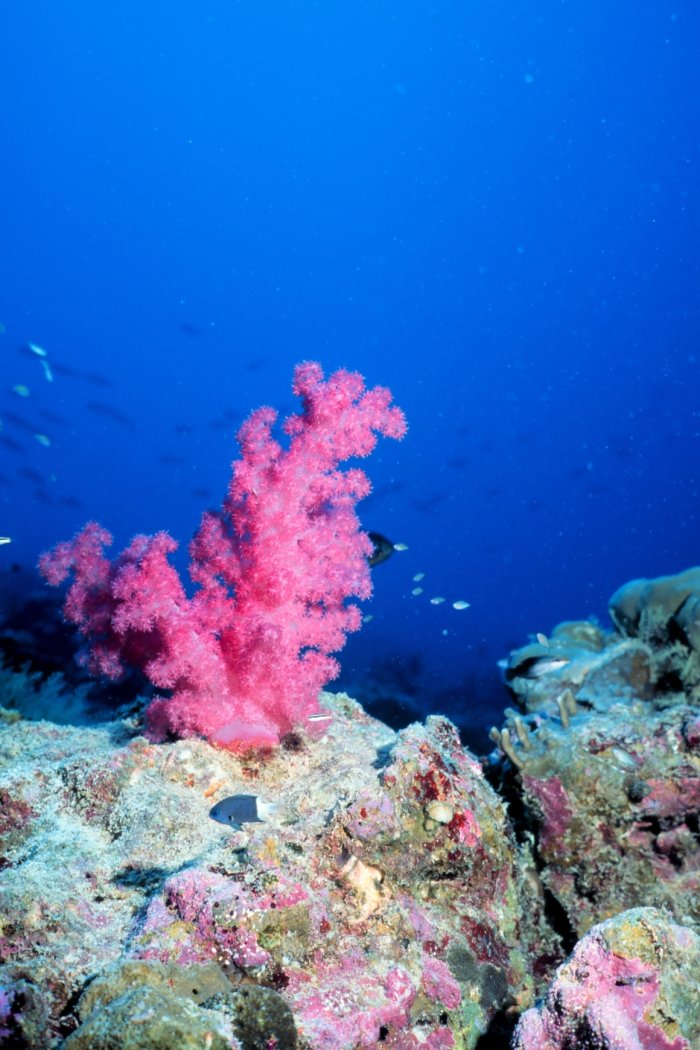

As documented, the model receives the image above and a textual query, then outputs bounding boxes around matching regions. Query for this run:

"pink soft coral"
[39,362,406,752]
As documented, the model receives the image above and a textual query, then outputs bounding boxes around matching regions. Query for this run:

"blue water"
[1,2,698,739]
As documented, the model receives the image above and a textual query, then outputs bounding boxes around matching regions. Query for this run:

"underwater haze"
[1,1,698,744]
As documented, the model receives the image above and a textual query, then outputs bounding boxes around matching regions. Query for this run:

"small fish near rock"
[209,794,280,828]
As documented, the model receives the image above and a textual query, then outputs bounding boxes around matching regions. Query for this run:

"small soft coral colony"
[39,362,406,752]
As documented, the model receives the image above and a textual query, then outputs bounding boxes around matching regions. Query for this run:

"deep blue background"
[1,2,698,738]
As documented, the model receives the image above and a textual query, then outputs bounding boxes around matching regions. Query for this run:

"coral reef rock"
[2,566,700,1047]
[0,692,542,1048]
[496,572,700,941]
[513,907,700,1050]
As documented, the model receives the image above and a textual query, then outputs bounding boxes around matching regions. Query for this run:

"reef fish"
[209,794,280,828]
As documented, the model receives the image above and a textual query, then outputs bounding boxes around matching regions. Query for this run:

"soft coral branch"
[40,362,406,752]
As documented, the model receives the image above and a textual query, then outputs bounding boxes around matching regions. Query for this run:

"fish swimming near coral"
[209,794,280,828]
[503,642,571,681]
[367,531,409,567]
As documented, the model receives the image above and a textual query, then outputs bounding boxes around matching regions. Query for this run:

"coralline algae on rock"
[494,572,700,940]
[513,907,700,1050]
[2,567,700,1049]
[0,692,532,1048]
[62,985,238,1050]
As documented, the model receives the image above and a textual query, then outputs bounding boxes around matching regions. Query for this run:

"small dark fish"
[33,487,55,506]
[157,453,184,466]
[209,794,279,828]
[86,401,133,427]
[178,322,206,337]
[40,408,69,426]
[174,422,196,436]
[367,531,394,568]
[50,361,81,380]
[82,371,113,388]
[48,361,111,385]
[209,417,233,432]
[0,434,24,455]
[210,409,242,432]
[58,494,82,509]
[19,466,43,484]
[412,491,449,514]
[2,410,36,434]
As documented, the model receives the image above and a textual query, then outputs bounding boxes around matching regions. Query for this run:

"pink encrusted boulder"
[513,907,700,1050]
[319,715,548,1037]
[129,866,311,973]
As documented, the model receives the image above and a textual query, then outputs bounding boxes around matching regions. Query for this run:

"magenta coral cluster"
[40,362,406,751]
